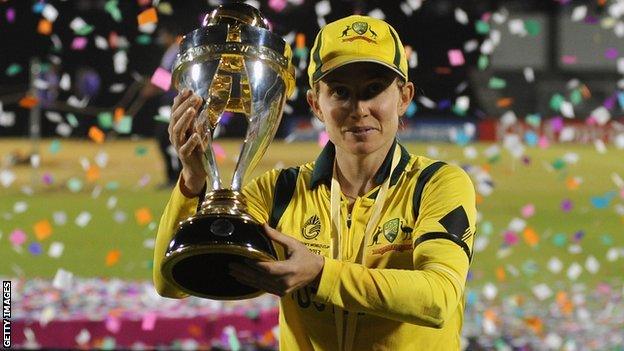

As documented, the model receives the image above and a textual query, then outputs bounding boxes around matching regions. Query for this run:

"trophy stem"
[202,130,222,191]
[197,189,254,222]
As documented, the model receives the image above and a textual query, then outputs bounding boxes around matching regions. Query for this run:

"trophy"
[161,2,295,300]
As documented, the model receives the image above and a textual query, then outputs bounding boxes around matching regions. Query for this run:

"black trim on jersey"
[412,161,446,221]
[270,167,300,228]
[414,232,472,262]
[310,139,409,190]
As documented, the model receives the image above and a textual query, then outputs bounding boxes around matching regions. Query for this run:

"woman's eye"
[332,87,349,98]
[367,82,383,95]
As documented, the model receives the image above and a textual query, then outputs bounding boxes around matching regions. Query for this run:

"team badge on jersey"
[382,218,400,243]
[301,214,321,240]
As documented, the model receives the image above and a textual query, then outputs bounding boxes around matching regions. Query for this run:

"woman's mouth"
[346,126,377,136]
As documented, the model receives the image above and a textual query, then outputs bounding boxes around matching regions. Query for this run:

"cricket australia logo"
[339,21,378,43]
[302,215,321,240]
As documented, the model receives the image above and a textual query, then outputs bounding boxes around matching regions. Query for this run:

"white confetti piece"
[591,106,611,125]
[559,127,576,142]
[0,170,16,188]
[584,255,600,274]
[532,283,553,301]
[114,51,128,74]
[42,4,59,22]
[508,19,527,36]
[482,283,497,300]
[39,306,56,327]
[562,152,579,164]
[53,211,67,225]
[113,210,127,223]
[406,0,422,10]
[418,96,435,109]
[455,96,470,111]
[473,236,489,252]
[95,35,108,50]
[367,8,385,20]
[13,201,27,213]
[53,268,73,289]
[56,123,72,137]
[45,111,63,123]
[315,0,330,17]
[464,39,479,53]
[606,247,620,262]
[0,110,16,127]
[544,333,563,349]
[48,242,64,258]
[107,196,118,209]
[60,73,71,90]
[594,139,607,154]
[566,262,582,281]
[508,217,526,232]
[143,238,155,249]
[547,257,563,274]
[95,151,109,168]
[69,17,89,33]
[560,101,575,118]
[523,67,535,82]
[500,111,517,128]
[75,211,92,227]
[455,8,468,25]
[571,6,587,22]
[75,329,91,345]
[463,146,478,160]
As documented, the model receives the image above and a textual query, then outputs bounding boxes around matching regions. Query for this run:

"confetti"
[34,220,52,241]
[105,250,121,266]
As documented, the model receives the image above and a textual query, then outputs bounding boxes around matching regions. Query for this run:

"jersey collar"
[310,138,410,191]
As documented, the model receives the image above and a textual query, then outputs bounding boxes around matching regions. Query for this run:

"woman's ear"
[306,89,324,122]
[398,81,415,116]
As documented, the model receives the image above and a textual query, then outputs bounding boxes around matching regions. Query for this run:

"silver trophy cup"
[161,2,295,300]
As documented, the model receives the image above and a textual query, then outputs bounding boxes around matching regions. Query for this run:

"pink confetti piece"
[448,49,465,66]
[561,55,577,65]
[318,131,329,148]
[212,142,227,161]
[71,37,88,50]
[605,48,619,60]
[561,199,573,212]
[105,316,121,333]
[9,229,27,246]
[141,312,157,331]
[503,231,519,246]
[150,67,172,91]
[521,204,535,218]
[6,8,16,23]
[537,135,549,149]
[550,117,564,132]
[268,0,288,12]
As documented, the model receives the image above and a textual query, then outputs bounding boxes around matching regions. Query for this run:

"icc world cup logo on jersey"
[302,215,321,240]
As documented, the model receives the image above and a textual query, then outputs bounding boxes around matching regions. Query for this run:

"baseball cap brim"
[313,55,407,84]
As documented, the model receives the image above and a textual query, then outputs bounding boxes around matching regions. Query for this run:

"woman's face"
[307,62,414,156]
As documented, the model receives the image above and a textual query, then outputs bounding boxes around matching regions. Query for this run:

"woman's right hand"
[169,89,207,195]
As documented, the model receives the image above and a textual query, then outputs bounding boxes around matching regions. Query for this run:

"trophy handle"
[230,59,287,190]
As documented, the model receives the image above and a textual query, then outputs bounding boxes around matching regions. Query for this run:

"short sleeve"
[412,164,476,263]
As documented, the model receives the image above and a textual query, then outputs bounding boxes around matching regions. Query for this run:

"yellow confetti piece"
[135,207,153,226]
[137,7,158,26]
[105,250,121,266]
[34,220,52,241]
[88,126,105,144]
[522,227,539,247]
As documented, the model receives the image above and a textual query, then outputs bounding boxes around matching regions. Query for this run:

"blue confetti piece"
[591,191,616,209]
[618,91,624,109]
[32,2,45,14]
[405,101,417,118]
[437,99,452,110]
[524,130,538,146]
[28,242,43,255]
[455,130,471,146]
[552,233,567,247]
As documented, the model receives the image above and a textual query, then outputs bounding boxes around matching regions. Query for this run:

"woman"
[155,15,476,351]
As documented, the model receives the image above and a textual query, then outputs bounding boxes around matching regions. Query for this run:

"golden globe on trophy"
[160,2,295,300]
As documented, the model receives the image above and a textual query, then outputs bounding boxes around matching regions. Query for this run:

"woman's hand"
[228,223,325,297]
[169,89,207,195]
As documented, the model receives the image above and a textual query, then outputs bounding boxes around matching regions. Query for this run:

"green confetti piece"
[600,234,613,245]
[105,181,120,190]
[552,233,567,247]
[157,2,174,15]
[245,309,260,319]
[114,116,132,134]
[74,24,95,36]
[5,63,22,76]
[570,89,582,105]
[49,139,61,154]
[478,55,489,70]
[487,154,500,164]
[551,158,566,170]
[549,94,564,111]
[135,146,148,156]
[526,114,541,128]
[98,112,113,130]
[481,221,493,236]
[105,0,122,22]
[67,177,83,193]
[66,113,79,127]
[521,260,538,276]
[154,114,170,123]
[475,20,490,34]
[136,34,151,45]
[488,77,506,89]
[452,104,467,116]
[524,19,541,36]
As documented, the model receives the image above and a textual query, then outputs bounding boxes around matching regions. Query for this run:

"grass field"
[1,137,622,294]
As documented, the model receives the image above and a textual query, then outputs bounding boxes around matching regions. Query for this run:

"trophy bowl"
[161,2,295,300]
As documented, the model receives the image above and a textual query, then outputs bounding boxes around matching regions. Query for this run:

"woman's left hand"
[228,223,325,297]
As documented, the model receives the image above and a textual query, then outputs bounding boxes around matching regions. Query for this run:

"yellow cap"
[307,15,408,88]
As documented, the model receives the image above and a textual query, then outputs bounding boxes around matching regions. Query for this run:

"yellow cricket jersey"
[154,140,477,351]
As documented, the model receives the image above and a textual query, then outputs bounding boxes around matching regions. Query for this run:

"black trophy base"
[162,214,277,300]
